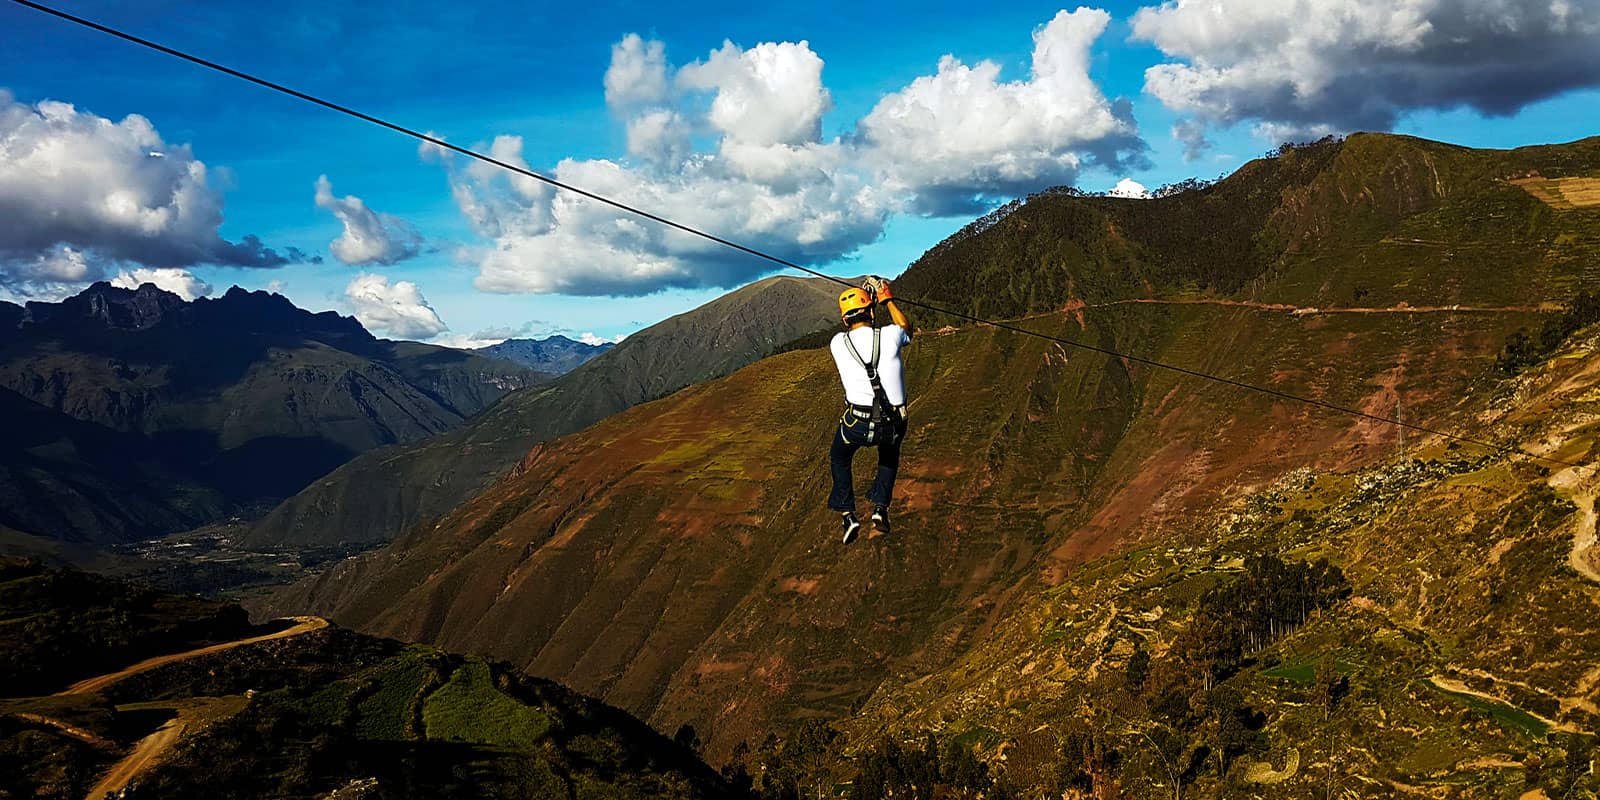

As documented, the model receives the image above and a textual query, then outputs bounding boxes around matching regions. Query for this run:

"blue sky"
[2,0,1598,344]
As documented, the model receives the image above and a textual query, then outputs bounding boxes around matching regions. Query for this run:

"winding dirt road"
[1566,491,1600,584]
[59,616,328,697]
[55,616,328,799]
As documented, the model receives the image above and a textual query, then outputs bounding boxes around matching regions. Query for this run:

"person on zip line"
[828,275,913,544]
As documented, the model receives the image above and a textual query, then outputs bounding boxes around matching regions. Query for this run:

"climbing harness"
[841,327,904,446]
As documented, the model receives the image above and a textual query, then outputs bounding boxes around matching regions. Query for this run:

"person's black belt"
[847,403,906,418]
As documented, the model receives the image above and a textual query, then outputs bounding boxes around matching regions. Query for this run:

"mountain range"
[0,284,544,546]
[478,335,614,375]
[242,275,844,550]
[260,133,1600,796]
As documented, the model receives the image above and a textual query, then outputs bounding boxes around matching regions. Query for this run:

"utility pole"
[1397,396,1405,457]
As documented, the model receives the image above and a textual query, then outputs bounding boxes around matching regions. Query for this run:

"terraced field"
[1512,176,1600,210]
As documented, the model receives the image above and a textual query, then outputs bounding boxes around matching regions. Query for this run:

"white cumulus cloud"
[110,267,213,300]
[1108,178,1149,199]
[314,175,425,266]
[625,109,691,167]
[446,128,888,296]
[578,332,626,346]
[343,273,448,339]
[858,7,1143,214]
[436,11,1144,296]
[605,34,670,108]
[0,91,309,299]
[677,40,832,148]
[1132,0,1600,146]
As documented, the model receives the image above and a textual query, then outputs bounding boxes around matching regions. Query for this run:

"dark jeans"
[827,412,907,512]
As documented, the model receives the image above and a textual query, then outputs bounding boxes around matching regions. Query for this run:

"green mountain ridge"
[897,133,1600,317]
[261,132,1600,799]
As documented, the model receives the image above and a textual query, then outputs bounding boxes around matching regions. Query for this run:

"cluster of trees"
[1040,555,1349,797]
[746,720,841,800]
[737,722,1017,800]
[1041,686,1275,799]
[1171,555,1350,689]
[914,198,1027,268]
[1497,289,1600,374]
[852,734,1015,800]
[1263,135,1345,161]
[1151,177,1219,199]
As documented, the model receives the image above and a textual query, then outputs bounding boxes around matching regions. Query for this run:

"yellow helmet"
[838,288,873,319]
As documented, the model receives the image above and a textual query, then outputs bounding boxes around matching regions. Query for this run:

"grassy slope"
[115,642,732,799]
[0,389,228,543]
[244,275,843,549]
[0,564,733,799]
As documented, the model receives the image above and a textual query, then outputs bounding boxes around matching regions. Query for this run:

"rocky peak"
[21,282,185,331]
[195,286,371,343]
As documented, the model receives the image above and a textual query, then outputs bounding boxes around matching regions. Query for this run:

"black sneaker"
[840,512,862,544]
[870,505,891,535]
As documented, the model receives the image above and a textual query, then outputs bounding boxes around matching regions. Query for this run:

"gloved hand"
[861,275,885,297]
[873,278,893,302]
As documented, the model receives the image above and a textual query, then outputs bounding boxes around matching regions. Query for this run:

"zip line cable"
[8,0,1581,469]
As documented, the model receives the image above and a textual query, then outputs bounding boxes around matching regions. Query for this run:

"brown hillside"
[268,133,1600,761]
[272,303,1534,758]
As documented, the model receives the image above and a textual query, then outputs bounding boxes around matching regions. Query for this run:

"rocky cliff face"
[20,281,187,330]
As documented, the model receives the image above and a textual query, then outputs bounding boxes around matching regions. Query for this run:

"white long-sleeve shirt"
[830,324,911,407]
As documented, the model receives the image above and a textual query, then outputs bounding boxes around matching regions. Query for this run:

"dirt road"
[1083,298,1551,315]
[59,616,328,697]
[1568,493,1600,583]
[87,714,186,800]
[1547,466,1600,584]
[62,618,327,798]
[1426,675,1575,734]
